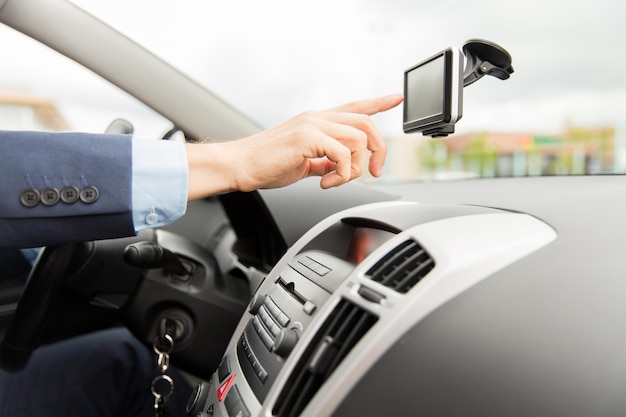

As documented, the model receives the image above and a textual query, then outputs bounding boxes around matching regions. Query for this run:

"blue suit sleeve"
[0,131,190,249]
[0,130,135,249]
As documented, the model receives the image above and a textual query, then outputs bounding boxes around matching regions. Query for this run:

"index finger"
[328,94,404,116]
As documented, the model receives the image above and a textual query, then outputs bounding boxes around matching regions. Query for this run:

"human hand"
[186,94,403,200]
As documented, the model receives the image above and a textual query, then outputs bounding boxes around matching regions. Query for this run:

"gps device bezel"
[402,47,463,136]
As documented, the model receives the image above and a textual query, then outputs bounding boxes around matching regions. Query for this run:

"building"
[0,91,68,131]
[422,127,616,178]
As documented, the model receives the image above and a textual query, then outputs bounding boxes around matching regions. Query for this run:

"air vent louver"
[273,299,377,417]
[366,239,435,293]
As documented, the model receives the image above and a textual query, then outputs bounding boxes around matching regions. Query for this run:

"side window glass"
[0,25,173,138]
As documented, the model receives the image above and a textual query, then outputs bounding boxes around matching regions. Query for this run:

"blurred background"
[1,0,625,181]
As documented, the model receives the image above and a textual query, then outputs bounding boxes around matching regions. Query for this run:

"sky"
[1,0,625,138]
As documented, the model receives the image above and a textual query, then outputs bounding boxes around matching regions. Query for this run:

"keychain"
[152,319,177,417]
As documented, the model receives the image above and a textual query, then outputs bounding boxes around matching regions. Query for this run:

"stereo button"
[303,301,317,315]
[224,385,241,412]
[248,294,266,315]
[272,329,299,357]
[225,386,250,417]
[185,382,211,416]
[252,316,274,350]
[265,297,290,326]
[229,401,250,417]
[218,357,231,382]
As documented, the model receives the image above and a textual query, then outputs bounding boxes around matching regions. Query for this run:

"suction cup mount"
[462,38,514,87]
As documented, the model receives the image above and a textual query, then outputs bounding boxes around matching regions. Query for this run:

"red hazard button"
[217,374,236,401]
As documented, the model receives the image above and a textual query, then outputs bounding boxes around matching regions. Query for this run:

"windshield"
[5,0,626,180]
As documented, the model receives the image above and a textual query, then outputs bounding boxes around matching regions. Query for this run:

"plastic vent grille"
[272,299,378,417]
[366,239,435,293]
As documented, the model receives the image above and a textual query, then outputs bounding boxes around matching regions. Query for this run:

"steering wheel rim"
[0,242,92,372]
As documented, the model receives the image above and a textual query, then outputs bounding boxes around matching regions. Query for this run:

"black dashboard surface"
[260,175,624,247]
[259,175,626,416]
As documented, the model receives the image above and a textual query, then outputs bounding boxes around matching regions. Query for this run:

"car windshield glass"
[65,0,626,179]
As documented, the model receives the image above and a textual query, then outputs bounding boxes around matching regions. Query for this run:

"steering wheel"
[0,231,148,373]
[0,243,90,371]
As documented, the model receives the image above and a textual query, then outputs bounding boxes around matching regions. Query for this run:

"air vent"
[366,239,435,293]
[273,299,377,417]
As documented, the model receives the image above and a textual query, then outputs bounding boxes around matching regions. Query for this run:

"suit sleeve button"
[20,189,40,207]
[60,186,80,204]
[41,188,60,206]
[80,186,99,204]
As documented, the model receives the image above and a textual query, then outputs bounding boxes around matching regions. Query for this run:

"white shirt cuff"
[131,138,188,231]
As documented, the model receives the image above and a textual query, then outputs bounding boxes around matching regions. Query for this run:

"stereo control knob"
[185,382,210,417]
[271,328,299,357]
[248,293,266,315]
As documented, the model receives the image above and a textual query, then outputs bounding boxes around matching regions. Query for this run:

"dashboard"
[4,173,623,417]
[2,1,625,416]
[185,198,556,417]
